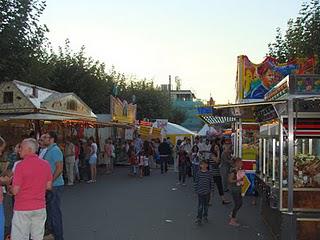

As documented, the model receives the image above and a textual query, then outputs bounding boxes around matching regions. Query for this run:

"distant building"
[161,84,203,131]
[170,90,195,102]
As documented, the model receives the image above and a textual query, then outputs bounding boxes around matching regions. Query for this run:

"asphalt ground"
[62,167,273,240]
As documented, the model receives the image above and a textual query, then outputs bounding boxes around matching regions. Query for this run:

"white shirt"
[91,143,98,157]
[39,148,48,159]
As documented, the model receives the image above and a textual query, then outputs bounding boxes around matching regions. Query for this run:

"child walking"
[194,160,213,225]
[228,157,245,226]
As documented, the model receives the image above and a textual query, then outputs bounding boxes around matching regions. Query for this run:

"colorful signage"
[110,96,137,124]
[236,55,316,101]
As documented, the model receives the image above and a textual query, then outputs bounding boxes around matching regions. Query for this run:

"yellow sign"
[151,127,162,139]
[241,174,251,196]
[139,126,151,140]
[110,96,136,124]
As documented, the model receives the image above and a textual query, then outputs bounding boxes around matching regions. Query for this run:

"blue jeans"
[197,193,210,220]
[46,186,64,240]
[160,156,168,173]
[0,204,4,240]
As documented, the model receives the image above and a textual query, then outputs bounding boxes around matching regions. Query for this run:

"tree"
[268,1,320,69]
[268,0,320,72]
[0,0,48,81]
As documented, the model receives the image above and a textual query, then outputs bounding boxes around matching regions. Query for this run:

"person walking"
[177,148,187,185]
[208,152,231,205]
[10,138,52,240]
[42,131,64,240]
[158,138,171,174]
[194,160,213,225]
[220,146,233,192]
[191,145,200,182]
[87,137,97,183]
[64,138,75,186]
[228,158,245,227]
[103,139,113,174]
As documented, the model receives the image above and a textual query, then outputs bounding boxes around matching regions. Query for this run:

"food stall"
[255,74,320,240]
[198,74,320,239]
[0,80,97,147]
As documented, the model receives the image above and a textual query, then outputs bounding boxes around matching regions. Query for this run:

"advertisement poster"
[125,128,134,140]
[155,119,168,134]
[236,55,316,101]
[110,96,137,124]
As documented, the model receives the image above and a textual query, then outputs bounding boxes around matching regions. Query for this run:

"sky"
[40,0,305,104]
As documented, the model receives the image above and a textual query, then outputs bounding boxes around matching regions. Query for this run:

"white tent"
[166,122,195,135]
[198,124,221,137]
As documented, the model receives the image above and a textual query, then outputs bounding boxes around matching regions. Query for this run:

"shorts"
[89,156,97,165]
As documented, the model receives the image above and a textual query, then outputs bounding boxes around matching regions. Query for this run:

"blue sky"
[41,0,305,103]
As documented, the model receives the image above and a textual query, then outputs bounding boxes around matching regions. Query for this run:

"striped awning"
[199,115,236,125]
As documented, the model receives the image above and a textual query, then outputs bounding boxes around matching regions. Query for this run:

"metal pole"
[259,138,262,173]
[280,118,284,209]
[235,121,239,157]
[287,97,295,239]
[309,139,313,154]
[239,119,242,158]
[263,138,266,176]
[272,138,276,182]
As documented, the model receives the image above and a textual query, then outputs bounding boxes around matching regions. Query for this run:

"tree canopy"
[268,0,320,72]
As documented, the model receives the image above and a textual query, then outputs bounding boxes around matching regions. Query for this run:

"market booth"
[0,80,97,147]
[199,75,320,239]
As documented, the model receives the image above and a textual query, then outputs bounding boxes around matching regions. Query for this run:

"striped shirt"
[194,170,214,195]
[210,162,221,176]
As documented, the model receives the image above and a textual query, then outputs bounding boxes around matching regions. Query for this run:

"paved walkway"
[62,167,272,240]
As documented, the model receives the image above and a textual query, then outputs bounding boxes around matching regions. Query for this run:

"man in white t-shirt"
[199,139,212,161]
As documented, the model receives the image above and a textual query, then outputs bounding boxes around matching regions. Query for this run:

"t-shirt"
[43,143,64,187]
[194,170,214,195]
[13,154,52,211]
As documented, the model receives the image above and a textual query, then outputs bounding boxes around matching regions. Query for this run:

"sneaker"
[182,183,186,186]
[195,218,202,225]
[203,217,208,223]
[67,183,74,186]
[229,219,240,227]
[177,182,181,185]
[86,180,93,184]
[222,200,231,205]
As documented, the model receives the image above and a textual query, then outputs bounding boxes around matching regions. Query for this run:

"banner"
[125,128,134,140]
[236,55,317,102]
[110,96,137,124]
[154,119,168,135]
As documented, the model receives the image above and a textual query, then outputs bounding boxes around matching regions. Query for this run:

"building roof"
[7,80,96,119]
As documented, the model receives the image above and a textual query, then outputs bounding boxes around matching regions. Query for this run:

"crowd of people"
[174,136,246,227]
[0,131,110,239]
[0,131,246,239]
[123,134,246,227]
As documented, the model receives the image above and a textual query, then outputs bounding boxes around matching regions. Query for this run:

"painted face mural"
[237,55,317,101]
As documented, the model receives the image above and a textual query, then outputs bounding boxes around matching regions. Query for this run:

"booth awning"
[0,113,94,121]
[198,100,287,125]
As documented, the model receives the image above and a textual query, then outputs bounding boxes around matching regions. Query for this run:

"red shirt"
[13,153,52,211]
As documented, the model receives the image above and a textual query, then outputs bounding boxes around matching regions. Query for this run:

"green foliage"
[0,1,177,120]
[268,0,320,72]
[0,0,48,81]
